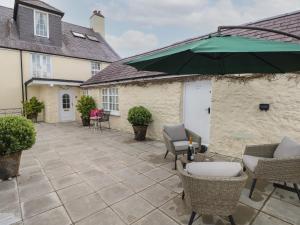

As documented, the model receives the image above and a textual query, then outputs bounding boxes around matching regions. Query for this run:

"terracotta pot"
[0,152,22,180]
[27,113,38,123]
[81,117,90,126]
[132,125,148,141]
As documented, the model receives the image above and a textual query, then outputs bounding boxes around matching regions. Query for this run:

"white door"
[59,90,75,122]
[184,80,212,145]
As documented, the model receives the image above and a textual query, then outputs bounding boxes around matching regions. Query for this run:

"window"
[62,94,70,109]
[31,54,51,78]
[83,89,89,96]
[72,31,86,39]
[102,88,119,114]
[91,61,101,76]
[87,35,99,42]
[34,10,49,38]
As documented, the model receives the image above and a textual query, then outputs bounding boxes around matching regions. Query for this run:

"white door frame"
[59,89,75,122]
[183,80,212,145]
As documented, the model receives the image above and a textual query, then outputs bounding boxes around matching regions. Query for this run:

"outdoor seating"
[176,160,247,225]
[89,109,103,130]
[163,124,201,169]
[98,110,111,130]
[243,137,300,200]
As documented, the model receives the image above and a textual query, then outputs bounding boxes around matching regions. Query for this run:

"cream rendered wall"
[27,85,81,123]
[209,75,300,158]
[0,48,23,109]
[22,52,107,82]
[88,82,183,140]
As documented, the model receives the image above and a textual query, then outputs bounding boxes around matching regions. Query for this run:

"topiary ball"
[0,116,36,156]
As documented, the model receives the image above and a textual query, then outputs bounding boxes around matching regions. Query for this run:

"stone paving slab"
[0,123,299,225]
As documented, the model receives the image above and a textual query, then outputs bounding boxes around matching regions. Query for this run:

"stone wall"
[88,81,183,140]
[209,75,300,158]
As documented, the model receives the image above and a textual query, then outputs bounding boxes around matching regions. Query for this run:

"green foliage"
[76,96,96,119]
[23,97,44,119]
[127,106,152,126]
[0,116,36,156]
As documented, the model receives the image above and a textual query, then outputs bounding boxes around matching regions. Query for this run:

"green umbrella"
[126,35,300,75]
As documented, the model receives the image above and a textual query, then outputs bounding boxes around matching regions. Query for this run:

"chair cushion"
[274,137,300,158]
[186,162,242,177]
[242,155,266,172]
[173,141,199,151]
[164,124,187,141]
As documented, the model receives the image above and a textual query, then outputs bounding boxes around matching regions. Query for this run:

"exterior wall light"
[259,104,270,111]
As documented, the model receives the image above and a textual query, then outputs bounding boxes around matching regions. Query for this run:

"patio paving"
[0,122,299,225]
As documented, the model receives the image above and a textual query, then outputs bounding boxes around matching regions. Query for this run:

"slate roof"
[14,0,64,18]
[0,5,120,62]
[82,10,300,86]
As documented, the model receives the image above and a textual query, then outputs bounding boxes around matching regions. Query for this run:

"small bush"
[76,96,96,119]
[23,97,44,121]
[0,116,36,156]
[127,106,152,126]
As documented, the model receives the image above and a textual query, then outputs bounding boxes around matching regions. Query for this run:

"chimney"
[90,10,105,38]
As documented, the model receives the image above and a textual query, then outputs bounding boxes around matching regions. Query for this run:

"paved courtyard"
[0,123,299,225]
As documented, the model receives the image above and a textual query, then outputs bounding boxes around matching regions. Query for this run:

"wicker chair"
[163,125,201,169]
[176,160,247,225]
[243,144,300,200]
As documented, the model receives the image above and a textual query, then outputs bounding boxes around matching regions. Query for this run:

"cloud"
[0,0,14,8]
[101,0,300,33]
[107,30,159,57]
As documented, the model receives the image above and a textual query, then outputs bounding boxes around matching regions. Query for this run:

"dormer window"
[34,10,49,38]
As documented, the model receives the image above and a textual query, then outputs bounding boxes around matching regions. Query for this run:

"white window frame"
[91,61,101,76]
[34,9,49,38]
[101,88,120,116]
[83,89,89,96]
[31,53,52,78]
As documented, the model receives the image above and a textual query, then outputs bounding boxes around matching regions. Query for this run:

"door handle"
[207,107,211,114]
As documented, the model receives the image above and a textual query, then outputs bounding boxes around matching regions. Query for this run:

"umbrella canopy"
[126,35,300,75]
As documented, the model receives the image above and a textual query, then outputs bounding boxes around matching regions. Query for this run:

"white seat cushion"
[164,124,187,141]
[274,137,300,158]
[186,162,242,177]
[242,155,266,172]
[173,141,199,151]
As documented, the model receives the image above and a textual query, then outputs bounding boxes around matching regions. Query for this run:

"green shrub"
[76,96,96,119]
[127,106,152,126]
[23,97,44,121]
[0,116,36,156]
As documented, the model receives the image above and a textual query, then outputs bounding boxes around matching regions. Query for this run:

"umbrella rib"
[250,53,284,73]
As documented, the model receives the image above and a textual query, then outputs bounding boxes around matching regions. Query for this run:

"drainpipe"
[20,50,26,102]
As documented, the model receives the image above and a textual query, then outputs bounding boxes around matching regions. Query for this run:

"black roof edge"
[0,46,115,63]
[25,78,84,86]
[13,0,65,20]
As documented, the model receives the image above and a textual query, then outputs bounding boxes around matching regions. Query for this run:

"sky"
[1,0,300,58]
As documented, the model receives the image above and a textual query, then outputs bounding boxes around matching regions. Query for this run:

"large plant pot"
[132,125,148,141]
[81,117,90,126]
[27,113,38,123]
[0,152,22,180]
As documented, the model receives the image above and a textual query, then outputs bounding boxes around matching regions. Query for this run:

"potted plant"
[76,96,96,126]
[127,106,152,141]
[0,116,36,180]
[23,97,45,123]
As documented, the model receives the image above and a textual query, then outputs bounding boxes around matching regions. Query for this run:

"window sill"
[109,111,120,117]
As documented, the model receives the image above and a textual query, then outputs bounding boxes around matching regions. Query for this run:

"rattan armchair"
[163,127,201,169]
[243,144,300,200]
[176,160,247,225]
